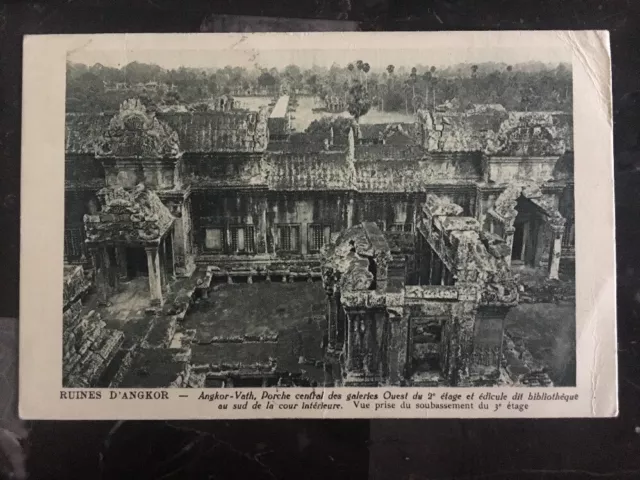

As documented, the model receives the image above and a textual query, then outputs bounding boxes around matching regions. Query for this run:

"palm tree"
[347,63,355,88]
[356,60,364,84]
[430,66,437,109]
[363,62,370,92]
[410,67,418,110]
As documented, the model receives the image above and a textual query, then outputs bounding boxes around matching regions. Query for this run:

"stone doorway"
[410,317,444,376]
[126,247,149,278]
[511,198,540,267]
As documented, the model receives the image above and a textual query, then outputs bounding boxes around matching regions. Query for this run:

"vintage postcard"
[20,31,616,419]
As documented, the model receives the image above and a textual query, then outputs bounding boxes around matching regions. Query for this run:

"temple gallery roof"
[84,184,174,245]
[322,222,392,295]
[66,101,269,155]
[66,102,572,158]
[418,110,573,155]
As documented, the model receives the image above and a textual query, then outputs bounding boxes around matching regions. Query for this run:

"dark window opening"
[126,247,148,277]
[308,224,331,252]
[64,227,84,260]
[367,256,377,290]
[277,225,300,252]
[511,222,525,262]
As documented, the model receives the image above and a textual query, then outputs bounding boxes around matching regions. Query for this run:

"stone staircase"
[62,266,125,387]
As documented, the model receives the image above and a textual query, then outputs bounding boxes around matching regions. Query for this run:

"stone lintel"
[99,155,182,166]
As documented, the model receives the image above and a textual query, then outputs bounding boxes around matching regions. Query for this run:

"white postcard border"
[19,31,617,419]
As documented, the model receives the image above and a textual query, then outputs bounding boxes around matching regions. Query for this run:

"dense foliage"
[66,60,572,115]
[305,116,357,136]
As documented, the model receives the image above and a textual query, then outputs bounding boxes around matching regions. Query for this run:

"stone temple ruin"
[62,97,575,388]
[321,195,519,387]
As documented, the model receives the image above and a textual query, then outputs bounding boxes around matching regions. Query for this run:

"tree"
[306,116,356,135]
[347,81,371,123]
[258,71,277,96]
[363,62,371,92]
[163,90,182,105]
[409,67,418,109]
[386,64,395,75]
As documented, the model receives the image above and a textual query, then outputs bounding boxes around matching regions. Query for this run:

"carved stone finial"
[96,98,181,159]
[484,113,566,156]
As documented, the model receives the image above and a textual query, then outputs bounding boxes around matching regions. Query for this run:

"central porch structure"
[84,185,176,306]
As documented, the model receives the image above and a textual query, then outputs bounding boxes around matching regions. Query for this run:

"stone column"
[504,226,516,264]
[326,295,338,352]
[346,197,355,229]
[346,312,358,373]
[115,246,128,281]
[387,307,407,385]
[171,204,186,274]
[91,247,109,305]
[145,246,163,306]
[168,233,176,278]
[446,301,476,386]
[548,225,564,280]
[259,197,269,254]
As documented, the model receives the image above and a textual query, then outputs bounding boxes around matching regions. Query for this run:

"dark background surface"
[2,1,640,479]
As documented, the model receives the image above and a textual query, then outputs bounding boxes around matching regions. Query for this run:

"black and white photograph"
[19,32,616,419]
[61,39,576,390]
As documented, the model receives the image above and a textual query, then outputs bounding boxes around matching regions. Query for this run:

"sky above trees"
[68,46,570,72]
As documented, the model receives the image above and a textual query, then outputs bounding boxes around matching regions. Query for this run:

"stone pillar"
[446,301,477,386]
[346,197,355,229]
[103,247,118,294]
[548,225,564,280]
[327,295,338,352]
[159,240,167,292]
[168,233,176,277]
[430,256,442,286]
[172,206,186,274]
[387,307,407,385]
[259,197,269,254]
[504,226,516,264]
[145,246,163,306]
[115,246,128,281]
[346,312,358,373]
[91,247,110,305]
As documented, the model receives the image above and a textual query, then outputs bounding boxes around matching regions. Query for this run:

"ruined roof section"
[84,184,174,245]
[66,114,111,154]
[267,132,334,153]
[420,194,518,306]
[66,101,269,155]
[161,108,269,153]
[418,110,572,156]
[321,222,392,296]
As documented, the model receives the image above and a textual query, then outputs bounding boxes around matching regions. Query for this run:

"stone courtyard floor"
[186,282,326,341]
[180,282,330,385]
